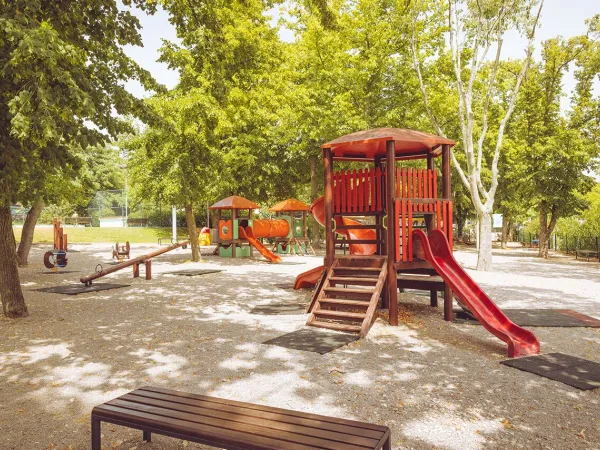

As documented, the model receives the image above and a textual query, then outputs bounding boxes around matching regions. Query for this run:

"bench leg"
[143,430,152,442]
[91,417,101,450]
[382,434,391,450]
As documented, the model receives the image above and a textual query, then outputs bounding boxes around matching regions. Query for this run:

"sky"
[122,0,599,108]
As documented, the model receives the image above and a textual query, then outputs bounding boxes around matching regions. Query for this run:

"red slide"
[294,196,377,289]
[238,226,282,263]
[413,229,540,357]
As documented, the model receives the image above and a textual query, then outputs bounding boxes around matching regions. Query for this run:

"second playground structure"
[209,196,312,262]
[296,128,540,358]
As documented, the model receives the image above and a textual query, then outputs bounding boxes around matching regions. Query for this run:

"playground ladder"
[306,256,387,337]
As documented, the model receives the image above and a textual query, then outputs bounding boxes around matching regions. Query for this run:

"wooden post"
[145,260,152,280]
[133,263,139,278]
[386,140,398,326]
[425,153,434,231]
[232,209,237,258]
[324,147,334,267]
[430,290,438,307]
[374,156,383,255]
[441,144,453,321]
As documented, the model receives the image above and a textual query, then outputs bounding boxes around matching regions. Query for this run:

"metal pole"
[172,206,177,242]
[125,174,128,226]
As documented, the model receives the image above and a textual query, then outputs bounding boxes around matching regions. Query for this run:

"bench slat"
[116,394,379,447]
[140,386,387,432]
[94,404,319,450]
[127,390,383,439]
[96,403,374,450]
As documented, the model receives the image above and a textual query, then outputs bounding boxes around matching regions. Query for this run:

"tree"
[508,26,600,257]
[16,144,125,267]
[0,0,160,317]
[410,0,544,270]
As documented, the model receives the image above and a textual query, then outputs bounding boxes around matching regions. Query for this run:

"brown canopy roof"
[322,128,455,160]
[269,198,310,212]
[209,196,259,210]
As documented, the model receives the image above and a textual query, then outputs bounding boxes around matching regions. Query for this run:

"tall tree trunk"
[476,210,493,270]
[456,217,465,241]
[539,202,558,259]
[309,154,321,249]
[185,203,200,262]
[500,212,509,250]
[17,199,44,267]
[0,204,28,318]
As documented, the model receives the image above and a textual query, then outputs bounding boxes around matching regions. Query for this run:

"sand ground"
[1,243,599,450]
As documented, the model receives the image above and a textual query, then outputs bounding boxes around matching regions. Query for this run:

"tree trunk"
[538,202,558,259]
[500,213,509,250]
[309,154,321,249]
[476,210,493,271]
[0,204,28,318]
[185,203,200,262]
[17,199,44,267]
[456,218,465,241]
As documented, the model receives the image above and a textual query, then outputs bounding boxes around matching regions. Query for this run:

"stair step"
[314,310,366,320]
[329,276,379,286]
[324,287,375,297]
[333,266,382,273]
[319,298,371,307]
[308,321,362,333]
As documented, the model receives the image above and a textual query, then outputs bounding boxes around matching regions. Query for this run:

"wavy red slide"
[413,229,540,357]
[238,226,282,263]
[294,196,377,289]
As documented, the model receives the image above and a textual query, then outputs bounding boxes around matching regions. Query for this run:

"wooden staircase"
[306,256,387,337]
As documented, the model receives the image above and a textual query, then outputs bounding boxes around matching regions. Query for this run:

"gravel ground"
[1,243,599,450]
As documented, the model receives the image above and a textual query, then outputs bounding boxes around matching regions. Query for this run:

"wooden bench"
[91,386,391,450]
[576,249,599,261]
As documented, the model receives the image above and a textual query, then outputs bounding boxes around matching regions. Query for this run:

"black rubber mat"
[250,302,306,315]
[454,308,600,328]
[35,283,130,295]
[263,328,359,354]
[165,269,224,276]
[501,353,600,390]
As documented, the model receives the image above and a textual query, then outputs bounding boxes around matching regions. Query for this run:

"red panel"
[401,169,407,198]
[357,170,364,212]
[436,201,441,230]
[407,168,412,199]
[394,199,400,262]
[418,169,423,211]
[433,169,438,199]
[352,170,358,212]
[335,172,341,213]
[447,201,453,249]
[407,200,413,262]
[370,168,375,212]
[375,167,382,211]
[402,200,407,262]
[363,169,369,212]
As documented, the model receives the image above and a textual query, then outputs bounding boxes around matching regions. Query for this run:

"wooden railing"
[332,168,384,214]
[332,168,438,214]
[395,199,453,262]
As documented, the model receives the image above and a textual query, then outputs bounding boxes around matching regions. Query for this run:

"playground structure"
[43,218,68,269]
[268,198,315,256]
[112,241,131,261]
[210,195,291,263]
[80,240,188,286]
[296,128,540,357]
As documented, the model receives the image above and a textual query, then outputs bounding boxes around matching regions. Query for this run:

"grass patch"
[14,226,190,244]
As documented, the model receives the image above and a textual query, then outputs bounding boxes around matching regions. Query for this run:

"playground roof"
[209,196,259,210]
[322,128,455,160]
[269,198,310,212]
